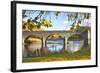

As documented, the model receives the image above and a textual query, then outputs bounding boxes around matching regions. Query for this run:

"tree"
[23,18,52,31]
[23,11,54,31]
[22,10,91,31]
[68,12,90,32]
[67,12,90,25]
[70,26,74,32]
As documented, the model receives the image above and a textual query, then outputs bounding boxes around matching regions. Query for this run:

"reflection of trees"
[22,10,91,31]
[24,35,42,56]
[46,34,64,52]
[51,44,57,52]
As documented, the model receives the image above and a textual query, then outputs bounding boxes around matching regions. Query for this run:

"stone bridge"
[23,31,81,51]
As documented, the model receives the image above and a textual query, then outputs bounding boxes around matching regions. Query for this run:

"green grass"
[22,46,91,63]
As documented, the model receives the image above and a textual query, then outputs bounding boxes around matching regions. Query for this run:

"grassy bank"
[22,46,91,63]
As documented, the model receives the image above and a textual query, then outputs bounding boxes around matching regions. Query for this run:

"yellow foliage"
[76,23,80,30]
[70,27,74,32]
[22,21,45,31]
[40,19,52,27]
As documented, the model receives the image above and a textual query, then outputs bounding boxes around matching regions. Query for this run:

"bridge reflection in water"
[22,31,90,57]
[23,31,79,50]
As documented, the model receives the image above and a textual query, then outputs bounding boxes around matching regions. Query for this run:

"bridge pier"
[23,31,83,53]
[42,37,46,48]
[64,37,68,51]
[88,30,91,45]
[42,37,49,54]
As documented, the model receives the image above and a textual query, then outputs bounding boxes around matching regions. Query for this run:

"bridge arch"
[22,31,85,53]
[67,34,84,52]
[23,35,43,57]
[45,34,65,52]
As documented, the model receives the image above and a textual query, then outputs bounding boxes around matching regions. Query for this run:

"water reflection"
[23,36,42,57]
[67,40,84,52]
[47,40,64,52]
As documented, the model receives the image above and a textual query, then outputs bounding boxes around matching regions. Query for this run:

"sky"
[23,10,91,31]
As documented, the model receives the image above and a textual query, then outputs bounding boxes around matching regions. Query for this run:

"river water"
[47,40,84,52]
[23,39,84,57]
[47,40,64,52]
[67,40,84,52]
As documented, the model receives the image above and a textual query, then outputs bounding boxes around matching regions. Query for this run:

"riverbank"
[22,46,91,63]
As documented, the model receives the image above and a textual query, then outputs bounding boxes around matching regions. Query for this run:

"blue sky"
[23,10,91,31]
